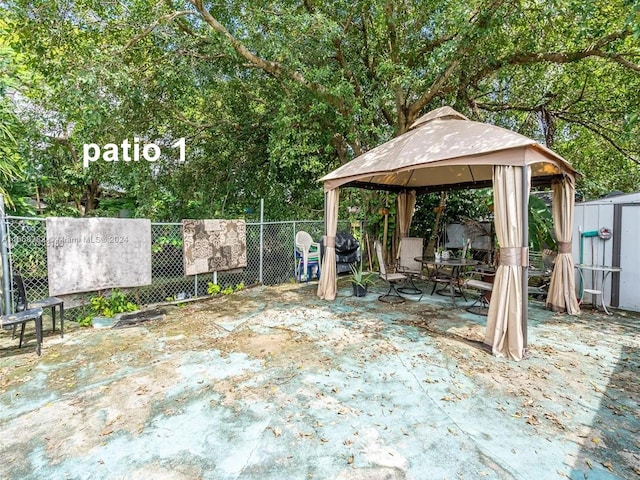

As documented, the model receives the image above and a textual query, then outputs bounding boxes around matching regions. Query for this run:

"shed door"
[618,205,640,312]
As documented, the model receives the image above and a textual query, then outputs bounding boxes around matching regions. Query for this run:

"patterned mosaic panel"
[182,219,247,276]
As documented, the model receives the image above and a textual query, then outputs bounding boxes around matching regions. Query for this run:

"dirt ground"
[1,282,639,479]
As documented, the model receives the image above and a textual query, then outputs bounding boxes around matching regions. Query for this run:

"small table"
[415,256,479,305]
[575,264,622,315]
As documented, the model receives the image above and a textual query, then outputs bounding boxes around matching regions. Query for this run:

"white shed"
[573,192,640,312]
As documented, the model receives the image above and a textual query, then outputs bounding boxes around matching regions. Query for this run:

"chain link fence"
[1,216,352,321]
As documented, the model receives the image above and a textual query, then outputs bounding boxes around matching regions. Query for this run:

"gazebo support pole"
[521,167,529,352]
[324,191,327,236]
[323,191,328,252]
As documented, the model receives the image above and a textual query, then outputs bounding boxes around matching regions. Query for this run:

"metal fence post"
[0,195,11,315]
[259,199,264,284]
[292,221,297,279]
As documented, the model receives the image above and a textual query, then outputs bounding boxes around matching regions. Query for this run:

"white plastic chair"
[295,231,321,282]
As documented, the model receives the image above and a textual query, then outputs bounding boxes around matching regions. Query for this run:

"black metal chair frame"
[396,237,424,298]
[374,241,407,304]
[462,269,495,316]
[430,267,467,302]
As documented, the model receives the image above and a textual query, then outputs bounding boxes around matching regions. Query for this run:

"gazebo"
[317,106,580,361]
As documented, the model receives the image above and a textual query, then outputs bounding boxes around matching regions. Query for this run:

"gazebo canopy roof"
[320,106,577,193]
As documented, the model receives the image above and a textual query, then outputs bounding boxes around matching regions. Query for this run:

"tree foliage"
[0,18,35,212]
[3,0,639,220]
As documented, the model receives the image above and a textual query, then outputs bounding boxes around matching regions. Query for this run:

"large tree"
[5,0,640,219]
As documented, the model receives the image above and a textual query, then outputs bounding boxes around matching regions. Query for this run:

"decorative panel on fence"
[46,218,152,296]
[182,219,247,276]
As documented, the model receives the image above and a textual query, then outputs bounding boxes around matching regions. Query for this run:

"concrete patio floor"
[1,280,639,480]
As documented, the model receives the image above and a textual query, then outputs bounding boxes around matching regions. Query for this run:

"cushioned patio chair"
[396,237,424,298]
[374,241,407,304]
[462,268,495,316]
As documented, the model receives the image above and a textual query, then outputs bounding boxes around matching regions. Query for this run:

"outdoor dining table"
[414,256,480,305]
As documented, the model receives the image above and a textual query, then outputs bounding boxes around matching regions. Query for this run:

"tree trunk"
[85,179,100,214]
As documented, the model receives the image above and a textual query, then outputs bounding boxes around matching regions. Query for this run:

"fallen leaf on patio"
[347,455,354,465]
[273,427,281,437]
[601,461,613,472]
[544,413,566,430]
[591,437,599,445]
[585,459,592,469]
[526,415,539,425]
[447,427,458,436]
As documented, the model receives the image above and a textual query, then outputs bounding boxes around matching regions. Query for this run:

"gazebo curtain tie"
[324,236,336,248]
[499,247,529,267]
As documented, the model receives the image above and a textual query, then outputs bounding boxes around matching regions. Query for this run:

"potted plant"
[349,263,377,297]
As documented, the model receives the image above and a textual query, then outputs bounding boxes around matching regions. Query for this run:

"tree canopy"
[2,0,639,219]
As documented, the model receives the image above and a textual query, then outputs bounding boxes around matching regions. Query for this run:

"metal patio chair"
[396,237,424,298]
[374,241,407,304]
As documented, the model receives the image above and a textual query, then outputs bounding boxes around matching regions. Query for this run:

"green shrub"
[207,282,221,295]
[79,289,138,327]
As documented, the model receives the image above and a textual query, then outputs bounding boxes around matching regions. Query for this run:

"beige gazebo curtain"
[396,190,417,259]
[317,188,339,300]
[546,177,580,314]
[485,165,530,361]
[397,190,417,238]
